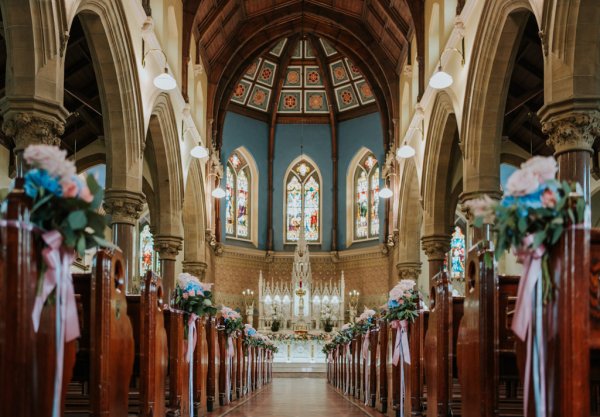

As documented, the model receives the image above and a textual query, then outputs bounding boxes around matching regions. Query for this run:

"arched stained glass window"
[353,152,380,240]
[285,159,320,242]
[225,151,251,239]
[449,225,465,279]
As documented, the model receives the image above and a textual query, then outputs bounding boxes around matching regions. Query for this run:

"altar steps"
[273,362,326,378]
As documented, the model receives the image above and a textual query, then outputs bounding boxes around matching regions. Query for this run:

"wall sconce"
[207,172,226,198]
[142,41,177,91]
[429,38,465,90]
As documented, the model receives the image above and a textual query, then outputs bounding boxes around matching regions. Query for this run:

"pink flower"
[24,145,76,181]
[521,156,557,182]
[505,168,540,197]
[465,195,497,224]
[183,293,189,299]
[541,188,557,208]
[189,289,196,297]
[79,184,93,203]
[62,180,78,198]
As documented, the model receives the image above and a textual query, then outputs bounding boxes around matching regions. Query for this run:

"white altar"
[267,333,328,363]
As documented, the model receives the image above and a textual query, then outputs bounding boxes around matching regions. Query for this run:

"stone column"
[103,190,145,291]
[541,109,600,201]
[396,261,422,281]
[154,235,183,300]
[182,261,208,280]
[1,109,67,176]
[421,235,450,288]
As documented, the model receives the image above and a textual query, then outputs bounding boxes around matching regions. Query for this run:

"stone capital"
[182,261,208,279]
[541,110,600,155]
[103,189,145,225]
[2,111,65,151]
[458,190,501,223]
[421,234,451,261]
[396,261,422,280]
[154,235,183,261]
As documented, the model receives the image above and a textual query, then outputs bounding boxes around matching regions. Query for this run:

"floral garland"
[353,307,377,334]
[243,324,278,353]
[466,156,587,417]
[267,332,331,342]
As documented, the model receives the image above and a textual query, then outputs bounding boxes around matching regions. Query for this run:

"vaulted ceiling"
[182,0,420,149]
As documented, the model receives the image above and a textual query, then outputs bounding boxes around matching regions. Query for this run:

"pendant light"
[397,142,416,159]
[211,186,226,199]
[428,38,465,90]
[379,186,393,199]
[190,143,209,159]
[142,41,177,91]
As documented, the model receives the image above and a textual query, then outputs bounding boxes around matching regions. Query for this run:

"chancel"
[1,1,600,417]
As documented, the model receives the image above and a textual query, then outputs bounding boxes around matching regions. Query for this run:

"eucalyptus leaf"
[67,210,87,230]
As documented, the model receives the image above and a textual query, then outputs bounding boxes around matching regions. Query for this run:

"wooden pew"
[591,229,600,416]
[367,326,379,407]
[193,315,209,415]
[206,315,219,412]
[236,335,243,398]
[354,334,362,399]
[377,319,390,414]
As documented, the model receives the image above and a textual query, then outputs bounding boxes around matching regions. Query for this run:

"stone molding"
[2,111,65,151]
[154,235,183,261]
[103,190,145,225]
[542,110,600,155]
[421,235,451,261]
[182,260,208,279]
[396,261,422,280]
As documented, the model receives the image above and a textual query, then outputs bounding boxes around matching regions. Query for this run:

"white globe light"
[429,67,453,89]
[211,187,226,199]
[396,144,416,159]
[153,70,177,90]
[190,144,209,159]
[379,186,393,199]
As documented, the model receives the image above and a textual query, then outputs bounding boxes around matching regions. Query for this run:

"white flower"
[521,156,557,182]
[357,307,376,322]
[341,323,352,331]
[389,280,415,301]
[505,167,540,197]
[465,195,497,224]
[24,145,76,182]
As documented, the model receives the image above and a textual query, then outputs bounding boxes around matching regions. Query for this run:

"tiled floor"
[220,378,373,417]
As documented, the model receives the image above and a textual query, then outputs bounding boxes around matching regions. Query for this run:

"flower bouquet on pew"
[465,155,587,416]
[174,272,217,338]
[384,279,420,367]
[353,307,377,334]
[220,305,244,336]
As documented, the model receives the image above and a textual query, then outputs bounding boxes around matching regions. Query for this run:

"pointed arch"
[73,0,145,192]
[345,147,380,247]
[224,146,259,246]
[422,91,460,237]
[397,158,422,272]
[183,158,207,264]
[146,93,184,238]
[461,0,533,199]
[284,154,322,244]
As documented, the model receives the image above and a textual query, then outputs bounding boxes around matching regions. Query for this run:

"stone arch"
[461,0,533,200]
[73,0,145,191]
[422,91,461,237]
[182,158,208,278]
[146,92,184,238]
[396,157,422,281]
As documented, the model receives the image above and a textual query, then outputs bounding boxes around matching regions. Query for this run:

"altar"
[266,332,329,363]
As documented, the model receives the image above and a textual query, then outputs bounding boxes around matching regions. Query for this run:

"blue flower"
[24,169,62,199]
[248,328,257,336]
[388,299,400,308]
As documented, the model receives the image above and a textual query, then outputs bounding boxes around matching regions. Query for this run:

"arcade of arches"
[1,0,600,416]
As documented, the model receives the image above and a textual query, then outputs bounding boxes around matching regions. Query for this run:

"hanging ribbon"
[225,335,234,402]
[362,330,370,406]
[186,314,198,417]
[390,320,411,417]
[511,235,546,417]
[344,344,351,394]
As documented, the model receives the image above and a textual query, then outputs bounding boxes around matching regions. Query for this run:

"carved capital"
[154,235,183,261]
[542,110,600,155]
[2,112,65,151]
[396,262,422,280]
[182,261,208,279]
[205,229,223,256]
[103,190,145,225]
[459,190,501,223]
[421,235,450,261]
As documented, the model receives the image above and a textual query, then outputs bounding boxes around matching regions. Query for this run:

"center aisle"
[218,378,376,417]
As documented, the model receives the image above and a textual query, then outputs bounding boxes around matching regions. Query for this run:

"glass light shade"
[153,69,177,90]
[397,144,416,159]
[190,144,209,158]
[211,187,226,198]
[379,186,393,199]
[429,67,453,89]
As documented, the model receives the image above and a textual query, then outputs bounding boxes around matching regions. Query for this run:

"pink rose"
[24,145,76,181]
[541,188,557,208]
[505,168,540,197]
[521,156,557,182]
[188,289,195,297]
[183,293,189,299]
[465,195,497,224]
[79,184,93,203]
[62,180,78,198]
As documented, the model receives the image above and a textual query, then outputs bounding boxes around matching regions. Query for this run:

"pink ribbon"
[186,314,198,416]
[362,331,371,406]
[391,320,411,366]
[511,235,546,417]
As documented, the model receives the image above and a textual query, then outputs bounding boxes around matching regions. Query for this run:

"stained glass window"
[225,151,252,239]
[450,226,466,279]
[285,159,320,242]
[353,152,380,240]
[139,223,154,276]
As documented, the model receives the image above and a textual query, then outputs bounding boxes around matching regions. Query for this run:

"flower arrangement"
[466,156,586,300]
[220,306,243,335]
[353,307,377,334]
[174,273,217,328]
[243,325,278,353]
[267,332,331,342]
[384,279,420,323]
